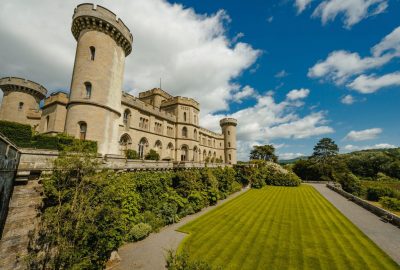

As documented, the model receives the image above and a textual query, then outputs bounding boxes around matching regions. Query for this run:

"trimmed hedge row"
[0,120,97,152]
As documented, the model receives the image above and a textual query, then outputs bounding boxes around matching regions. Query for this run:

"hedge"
[0,120,97,152]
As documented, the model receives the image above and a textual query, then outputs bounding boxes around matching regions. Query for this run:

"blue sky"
[171,0,400,159]
[0,0,399,160]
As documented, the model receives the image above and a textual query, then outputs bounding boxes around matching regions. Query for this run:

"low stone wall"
[327,184,400,227]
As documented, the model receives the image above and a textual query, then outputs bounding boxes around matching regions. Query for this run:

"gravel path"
[113,187,250,270]
[310,183,400,265]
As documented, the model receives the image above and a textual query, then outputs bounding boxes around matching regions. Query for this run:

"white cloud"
[0,0,261,114]
[232,32,245,43]
[344,143,396,152]
[278,152,304,160]
[341,94,355,105]
[286,88,310,100]
[309,26,400,92]
[232,85,256,103]
[345,128,382,141]
[348,72,400,93]
[267,16,274,23]
[275,70,289,78]
[295,0,314,14]
[312,0,388,28]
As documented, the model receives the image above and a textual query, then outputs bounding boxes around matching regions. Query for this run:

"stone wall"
[327,183,400,227]
[0,134,20,238]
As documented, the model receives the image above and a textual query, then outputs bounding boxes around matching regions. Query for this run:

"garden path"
[113,187,250,270]
[310,183,400,265]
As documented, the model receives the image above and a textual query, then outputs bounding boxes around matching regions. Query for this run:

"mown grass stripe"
[178,185,400,270]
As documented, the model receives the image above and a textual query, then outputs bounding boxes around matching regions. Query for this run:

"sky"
[0,0,399,161]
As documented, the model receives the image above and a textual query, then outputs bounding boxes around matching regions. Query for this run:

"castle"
[0,3,237,164]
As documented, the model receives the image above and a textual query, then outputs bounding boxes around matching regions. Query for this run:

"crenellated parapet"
[71,3,133,56]
[139,88,173,100]
[220,118,237,127]
[161,96,200,110]
[0,77,47,100]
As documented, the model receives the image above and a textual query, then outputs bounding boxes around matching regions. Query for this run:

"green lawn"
[178,185,399,270]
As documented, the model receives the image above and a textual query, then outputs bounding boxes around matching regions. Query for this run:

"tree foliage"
[249,145,278,162]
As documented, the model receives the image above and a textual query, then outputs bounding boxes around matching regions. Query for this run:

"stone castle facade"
[0,3,237,164]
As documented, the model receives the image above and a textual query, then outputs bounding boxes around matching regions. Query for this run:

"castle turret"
[220,118,237,164]
[0,77,47,129]
[64,4,133,155]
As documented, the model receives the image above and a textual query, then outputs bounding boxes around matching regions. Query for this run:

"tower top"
[71,3,133,56]
[220,118,237,127]
[0,77,47,100]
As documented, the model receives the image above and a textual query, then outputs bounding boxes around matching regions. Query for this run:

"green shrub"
[127,223,152,241]
[0,120,32,147]
[125,149,139,159]
[379,196,400,211]
[334,172,364,196]
[366,186,396,201]
[145,149,160,161]
[166,250,220,270]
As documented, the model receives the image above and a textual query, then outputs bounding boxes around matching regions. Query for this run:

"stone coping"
[72,3,133,56]
[0,77,47,100]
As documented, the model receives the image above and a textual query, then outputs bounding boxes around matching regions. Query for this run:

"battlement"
[161,96,200,110]
[122,92,176,122]
[71,3,133,56]
[43,91,69,108]
[199,127,224,139]
[220,118,237,127]
[138,88,173,100]
[0,77,47,100]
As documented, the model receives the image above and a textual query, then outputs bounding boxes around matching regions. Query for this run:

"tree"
[250,145,278,162]
[311,138,339,180]
[311,138,339,160]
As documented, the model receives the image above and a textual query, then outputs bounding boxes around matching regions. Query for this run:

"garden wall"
[327,184,400,227]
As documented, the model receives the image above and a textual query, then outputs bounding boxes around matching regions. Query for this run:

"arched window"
[79,122,87,140]
[154,140,162,155]
[45,116,50,132]
[194,129,197,140]
[120,134,132,146]
[90,46,95,60]
[181,145,188,161]
[138,138,149,159]
[123,109,131,129]
[84,82,92,98]
[229,154,232,161]
[183,112,187,122]
[193,146,198,162]
[167,143,174,159]
[18,102,24,111]
[182,126,188,138]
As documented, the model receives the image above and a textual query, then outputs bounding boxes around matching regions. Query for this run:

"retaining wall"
[327,184,400,227]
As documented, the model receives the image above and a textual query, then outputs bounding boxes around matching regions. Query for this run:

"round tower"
[0,77,47,125]
[220,118,237,164]
[64,4,133,155]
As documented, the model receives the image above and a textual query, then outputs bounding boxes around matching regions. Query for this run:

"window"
[18,102,24,111]
[183,112,187,122]
[167,126,174,137]
[194,129,197,140]
[228,131,230,135]
[90,46,95,60]
[228,142,231,147]
[79,122,87,140]
[181,145,188,161]
[139,117,149,130]
[45,116,50,132]
[84,82,92,98]
[123,109,131,126]
[138,138,148,159]
[194,114,197,124]
[182,127,188,138]
[229,154,232,161]
[154,122,163,134]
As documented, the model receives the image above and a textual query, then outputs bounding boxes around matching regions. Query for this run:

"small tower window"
[182,126,188,138]
[229,154,232,161]
[18,102,24,111]
[45,116,50,132]
[90,46,95,61]
[228,142,231,147]
[228,131,230,135]
[79,122,87,140]
[84,82,92,98]
[183,112,187,122]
